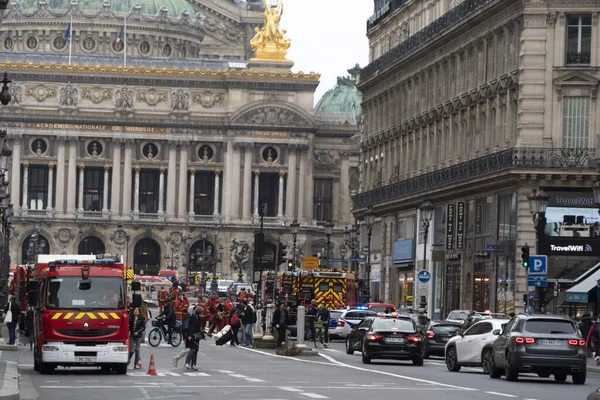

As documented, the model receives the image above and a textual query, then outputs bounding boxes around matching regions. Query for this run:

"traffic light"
[288,261,293,271]
[278,243,289,266]
[522,294,527,306]
[521,245,530,268]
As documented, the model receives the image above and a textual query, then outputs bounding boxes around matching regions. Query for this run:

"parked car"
[424,321,463,358]
[445,318,507,373]
[486,314,587,384]
[446,310,471,324]
[331,309,377,338]
[346,315,425,366]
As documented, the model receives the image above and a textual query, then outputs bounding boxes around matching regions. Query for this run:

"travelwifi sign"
[541,239,599,256]
[550,244,592,252]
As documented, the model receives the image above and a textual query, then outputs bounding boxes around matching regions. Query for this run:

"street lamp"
[344,225,359,273]
[290,219,300,272]
[527,188,549,312]
[0,74,11,106]
[323,221,334,269]
[364,206,376,303]
[419,200,434,310]
[0,202,12,307]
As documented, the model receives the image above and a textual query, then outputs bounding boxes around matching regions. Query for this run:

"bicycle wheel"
[147,328,162,347]
[171,332,182,347]
[314,330,320,348]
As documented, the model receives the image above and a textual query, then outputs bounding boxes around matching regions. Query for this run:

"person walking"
[128,307,145,368]
[240,300,255,347]
[173,305,200,367]
[3,297,19,345]
[25,306,34,350]
[184,306,203,371]
[272,302,290,348]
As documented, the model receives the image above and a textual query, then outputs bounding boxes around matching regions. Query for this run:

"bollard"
[253,308,263,340]
[263,303,275,341]
[296,306,306,348]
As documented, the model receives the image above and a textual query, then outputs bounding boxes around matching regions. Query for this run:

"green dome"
[17,0,195,17]
[315,64,362,118]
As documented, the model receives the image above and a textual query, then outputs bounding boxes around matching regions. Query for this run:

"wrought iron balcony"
[566,52,591,65]
[361,0,496,83]
[352,147,597,209]
[367,0,407,31]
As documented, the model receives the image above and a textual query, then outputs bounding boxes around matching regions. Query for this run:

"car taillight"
[406,336,421,343]
[427,330,434,339]
[337,320,345,327]
[515,337,535,344]
[568,339,586,346]
[367,334,384,341]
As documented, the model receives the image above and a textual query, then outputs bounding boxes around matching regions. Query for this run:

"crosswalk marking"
[183,372,211,377]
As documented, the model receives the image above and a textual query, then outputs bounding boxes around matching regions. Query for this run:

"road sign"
[528,275,547,287]
[350,257,366,262]
[302,257,319,270]
[362,246,369,255]
[329,258,343,262]
[417,270,431,283]
[529,255,547,275]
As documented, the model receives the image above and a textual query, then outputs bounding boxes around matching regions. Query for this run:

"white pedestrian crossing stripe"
[184,372,211,377]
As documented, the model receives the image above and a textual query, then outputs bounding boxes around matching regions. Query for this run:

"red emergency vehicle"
[13,264,35,332]
[31,254,130,374]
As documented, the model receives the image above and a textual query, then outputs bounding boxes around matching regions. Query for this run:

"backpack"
[252,309,257,324]
[230,311,240,326]
[182,313,191,332]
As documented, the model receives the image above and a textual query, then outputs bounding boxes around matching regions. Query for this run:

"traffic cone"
[137,356,143,370]
[146,354,157,376]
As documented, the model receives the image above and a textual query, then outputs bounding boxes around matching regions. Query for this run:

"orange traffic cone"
[137,356,143,370]
[146,354,157,376]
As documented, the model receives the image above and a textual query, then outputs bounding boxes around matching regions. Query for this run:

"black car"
[424,321,463,358]
[346,316,425,366]
[487,314,587,384]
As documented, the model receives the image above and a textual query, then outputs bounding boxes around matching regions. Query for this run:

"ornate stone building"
[356,0,600,317]
[1,0,360,284]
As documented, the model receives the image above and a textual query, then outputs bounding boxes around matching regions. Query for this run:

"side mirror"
[493,329,501,336]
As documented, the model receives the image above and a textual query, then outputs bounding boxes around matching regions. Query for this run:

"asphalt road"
[8,320,600,400]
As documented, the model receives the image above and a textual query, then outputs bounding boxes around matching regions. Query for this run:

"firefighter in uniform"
[174,295,185,325]
[157,287,168,313]
[181,294,190,317]
[207,297,224,335]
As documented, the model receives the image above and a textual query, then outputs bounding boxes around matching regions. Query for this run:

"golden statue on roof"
[250,0,291,61]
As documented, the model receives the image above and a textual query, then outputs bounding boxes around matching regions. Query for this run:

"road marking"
[279,387,303,392]
[299,394,328,399]
[483,392,518,398]
[39,385,468,390]
[229,373,247,378]
[217,369,235,374]
[427,362,445,366]
[320,348,341,353]
[245,378,267,383]
[183,372,210,377]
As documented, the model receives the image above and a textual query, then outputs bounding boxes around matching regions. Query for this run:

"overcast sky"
[278,0,373,105]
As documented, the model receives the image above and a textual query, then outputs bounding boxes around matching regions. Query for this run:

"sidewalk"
[589,357,600,373]
[0,361,19,400]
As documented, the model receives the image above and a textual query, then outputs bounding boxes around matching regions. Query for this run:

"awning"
[394,262,413,269]
[566,267,600,303]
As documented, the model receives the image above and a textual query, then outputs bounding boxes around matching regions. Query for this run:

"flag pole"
[124,15,127,68]
[68,13,73,66]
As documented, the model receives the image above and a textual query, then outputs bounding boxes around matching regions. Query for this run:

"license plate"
[540,339,562,346]
[386,337,405,344]
[440,337,448,342]
[75,356,96,363]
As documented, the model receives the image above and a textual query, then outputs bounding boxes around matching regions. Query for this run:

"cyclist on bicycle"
[306,299,318,340]
[315,302,331,344]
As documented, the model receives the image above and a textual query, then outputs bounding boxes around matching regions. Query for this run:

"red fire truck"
[30,254,130,374]
[13,264,35,332]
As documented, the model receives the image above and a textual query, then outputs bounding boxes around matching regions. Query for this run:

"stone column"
[297,150,307,221]
[188,169,195,216]
[46,163,54,214]
[340,154,350,221]
[10,138,21,213]
[177,144,189,219]
[133,166,140,219]
[166,142,177,218]
[21,163,28,210]
[231,143,242,220]
[122,141,133,216]
[110,140,121,216]
[286,146,297,220]
[213,170,221,217]
[222,140,234,222]
[102,166,109,218]
[277,171,285,218]
[158,168,165,216]
[242,145,253,221]
[304,144,314,222]
[77,165,85,215]
[253,170,260,218]
[66,141,77,216]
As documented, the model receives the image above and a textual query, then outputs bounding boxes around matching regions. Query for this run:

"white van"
[217,280,234,297]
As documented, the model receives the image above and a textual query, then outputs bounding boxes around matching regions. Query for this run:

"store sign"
[456,202,465,249]
[446,204,455,250]
[539,238,600,256]
[393,239,414,261]
[546,190,594,208]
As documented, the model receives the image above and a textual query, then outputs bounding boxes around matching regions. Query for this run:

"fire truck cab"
[31,254,130,374]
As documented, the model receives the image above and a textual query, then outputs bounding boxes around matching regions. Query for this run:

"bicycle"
[148,318,182,347]
[313,321,330,348]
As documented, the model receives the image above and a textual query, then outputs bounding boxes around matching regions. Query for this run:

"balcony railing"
[138,213,160,220]
[566,52,591,65]
[352,147,597,209]
[82,211,103,219]
[361,0,496,83]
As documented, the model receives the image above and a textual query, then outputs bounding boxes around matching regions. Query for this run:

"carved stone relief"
[232,106,311,126]
[171,89,189,111]
[313,150,340,172]
[59,83,78,107]
[9,84,21,105]
[115,86,134,111]
[137,88,167,106]
[81,87,113,104]
[192,91,225,108]
[25,84,56,102]
[229,238,250,270]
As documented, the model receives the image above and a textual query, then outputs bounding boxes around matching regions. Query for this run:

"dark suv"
[487,314,586,384]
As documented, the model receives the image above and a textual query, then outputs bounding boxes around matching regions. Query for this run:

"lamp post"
[363,207,376,303]
[0,202,12,307]
[344,225,359,273]
[419,200,434,310]
[324,221,334,269]
[290,219,300,272]
[115,223,130,265]
[527,188,549,312]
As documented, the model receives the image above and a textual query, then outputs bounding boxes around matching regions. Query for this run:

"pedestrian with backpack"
[229,307,241,346]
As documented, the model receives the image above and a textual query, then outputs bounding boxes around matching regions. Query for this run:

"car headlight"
[42,345,60,352]
[112,346,128,352]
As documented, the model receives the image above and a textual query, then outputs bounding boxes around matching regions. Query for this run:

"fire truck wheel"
[114,363,128,375]
[39,362,55,374]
